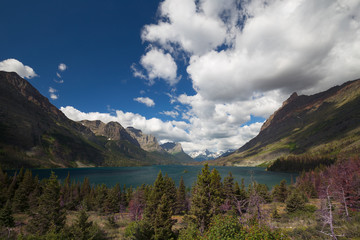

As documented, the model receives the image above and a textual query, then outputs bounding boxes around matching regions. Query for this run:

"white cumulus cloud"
[58,63,67,71]
[160,110,179,118]
[48,87,58,100]
[0,58,37,79]
[134,97,155,107]
[136,48,179,86]
[133,0,360,153]
[60,105,263,153]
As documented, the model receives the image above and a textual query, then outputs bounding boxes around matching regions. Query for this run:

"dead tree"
[319,184,343,240]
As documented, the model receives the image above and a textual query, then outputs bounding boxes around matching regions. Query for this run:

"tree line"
[267,154,336,172]
[0,159,359,239]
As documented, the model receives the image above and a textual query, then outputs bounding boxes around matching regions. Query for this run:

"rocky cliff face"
[80,120,139,146]
[213,78,360,166]
[160,142,183,154]
[126,127,164,152]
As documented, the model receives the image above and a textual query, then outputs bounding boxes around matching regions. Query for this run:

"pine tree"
[223,172,235,200]
[104,183,121,213]
[209,168,223,215]
[163,173,177,212]
[6,172,18,201]
[0,200,15,238]
[70,209,94,240]
[273,180,288,202]
[27,171,66,235]
[28,176,41,211]
[255,183,272,203]
[0,167,9,206]
[175,176,187,215]
[144,171,165,222]
[95,184,108,213]
[60,172,71,209]
[286,189,306,213]
[12,169,34,212]
[80,177,91,199]
[154,194,175,240]
[235,178,248,202]
[190,164,212,234]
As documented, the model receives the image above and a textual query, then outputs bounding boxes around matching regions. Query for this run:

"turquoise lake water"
[9,165,297,189]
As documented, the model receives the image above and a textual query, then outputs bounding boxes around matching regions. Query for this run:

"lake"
[8,165,297,189]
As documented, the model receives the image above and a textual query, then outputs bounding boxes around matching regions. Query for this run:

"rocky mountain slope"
[80,120,193,163]
[126,127,163,152]
[213,78,360,167]
[0,71,193,169]
[160,142,193,162]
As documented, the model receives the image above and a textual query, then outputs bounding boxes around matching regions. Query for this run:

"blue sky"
[1,0,359,153]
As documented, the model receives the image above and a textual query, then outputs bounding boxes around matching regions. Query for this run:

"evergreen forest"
[0,158,359,239]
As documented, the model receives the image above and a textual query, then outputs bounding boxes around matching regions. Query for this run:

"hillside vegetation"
[1,159,359,239]
[213,78,360,169]
[0,71,193,169]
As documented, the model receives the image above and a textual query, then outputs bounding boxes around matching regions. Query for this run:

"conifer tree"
[223,172,235,200]
[255,183,272,203]
[104,183,121,213]
[235,178,248,202]
[60,172,71,208]
[0,167,9,206]
[175,176,187,215]
[190,164,212,234]
[69,209,104,240]
[273,180,288,202]
[285,189,306,213]
[144,171,165,222]
[209,168,223,215]
[28,176,41,211]
[80,177,91,198]
[95,184,108,213]
[126,186,133,206]
[27,171,65,235]
[163,173,177,212]
[0,200,15,238]
[154,194,175,240]
[12,169,34,212]
[6,172,18,201]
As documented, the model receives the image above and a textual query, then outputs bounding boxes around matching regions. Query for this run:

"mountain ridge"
[0,71,193,168]
[212,78,360,167]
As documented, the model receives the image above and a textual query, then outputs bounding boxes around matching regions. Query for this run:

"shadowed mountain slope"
[0,71,193,168]
[212,78,360,167]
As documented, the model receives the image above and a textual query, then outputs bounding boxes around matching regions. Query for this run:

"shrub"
[203,215,244,240]
[124,220,154,240]
[286,190,306,213]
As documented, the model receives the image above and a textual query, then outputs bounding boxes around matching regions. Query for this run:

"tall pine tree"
[144,171,165,222]
[154,194,175,240]
[0,200,15,238]
[190,164,212,234]
[12,169,34,212]
[27,172,66,235]
[175,176,187,215]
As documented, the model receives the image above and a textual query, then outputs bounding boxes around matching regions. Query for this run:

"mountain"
[213,78,360,167]
[160,142,193,162]
[189,149,235,161]
[80,121,193,164]
[0,71,105,168]
[0,71,193,169]
[80,120,139,146]
[126,127,163,152]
